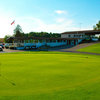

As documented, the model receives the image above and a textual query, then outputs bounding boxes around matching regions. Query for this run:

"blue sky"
[0,0,100,37]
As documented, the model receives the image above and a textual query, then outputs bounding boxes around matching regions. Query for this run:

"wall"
[15,41,75,50]
[6,39,78,50]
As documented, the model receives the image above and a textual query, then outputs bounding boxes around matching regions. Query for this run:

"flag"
[11,20,15,25]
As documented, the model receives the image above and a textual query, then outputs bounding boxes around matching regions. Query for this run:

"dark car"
[0,46,3,51]
[0,44,4,49]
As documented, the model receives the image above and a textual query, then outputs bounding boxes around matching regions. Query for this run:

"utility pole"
[79,23,82,30]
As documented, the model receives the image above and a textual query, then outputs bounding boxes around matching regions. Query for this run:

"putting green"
[77,43,100,53]
[0,52,100,100]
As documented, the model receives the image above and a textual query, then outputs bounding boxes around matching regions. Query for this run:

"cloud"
[0,16,92,38]
[16,16,74,33]
[55,10,67,14]
[18,16,91,33]
[56,18,66,23]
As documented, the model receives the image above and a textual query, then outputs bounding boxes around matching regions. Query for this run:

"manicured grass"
[77,43,100,53]
[0,52,100,100]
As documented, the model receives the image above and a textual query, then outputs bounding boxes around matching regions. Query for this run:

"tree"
[93,21,100,30]
[13,24,24,37]
[27,31,61,38]
[4,35,11,43]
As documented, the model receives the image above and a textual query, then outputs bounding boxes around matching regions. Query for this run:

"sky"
[0,0,100,38]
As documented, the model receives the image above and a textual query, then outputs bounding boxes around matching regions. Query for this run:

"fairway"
[77,43,100,53]
[0,52,100,100]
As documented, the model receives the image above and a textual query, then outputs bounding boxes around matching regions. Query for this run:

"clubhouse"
[6,30,100,50]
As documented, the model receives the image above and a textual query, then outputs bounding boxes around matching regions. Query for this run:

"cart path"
[50,42,100,55]
[60,51,100,55]
[0,49,24,53]
[61,42,100,51]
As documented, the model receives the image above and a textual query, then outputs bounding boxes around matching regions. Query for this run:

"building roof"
[62,30,100,35]
[8,37,81,41]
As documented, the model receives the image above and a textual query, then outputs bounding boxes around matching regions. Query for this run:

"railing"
[5,43,36,48]
[5,41,76,49]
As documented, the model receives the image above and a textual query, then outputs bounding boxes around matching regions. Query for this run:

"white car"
[92,38,98,42]
[0,46,3,51]
[5,43,9,49]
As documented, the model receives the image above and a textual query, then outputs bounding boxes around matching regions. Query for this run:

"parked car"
[24,45,36,50]
[0,46,3,51]
[92,38,98,42]
[4,43,9,49]
[0,44,4,49]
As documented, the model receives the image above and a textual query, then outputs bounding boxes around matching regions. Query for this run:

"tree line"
[93,20,100,30]
[4,25,61,43]
[93,20,100,41]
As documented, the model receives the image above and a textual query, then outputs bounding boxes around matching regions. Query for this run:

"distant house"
[61,30,100,38]
[0,38,4,43]
[6,30,100,50]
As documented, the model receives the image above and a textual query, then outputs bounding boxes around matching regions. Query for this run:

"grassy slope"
[0,52,100,100]
[77,43,100,53]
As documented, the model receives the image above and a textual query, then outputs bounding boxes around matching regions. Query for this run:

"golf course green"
[77,43,100,53]
[0,52,100,100]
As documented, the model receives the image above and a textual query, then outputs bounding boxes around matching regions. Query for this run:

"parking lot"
[0,49,24,53]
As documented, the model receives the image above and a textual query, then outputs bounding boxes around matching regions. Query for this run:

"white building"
[61,30,100,42]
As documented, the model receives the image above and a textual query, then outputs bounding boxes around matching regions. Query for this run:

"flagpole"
[11,20,16,34]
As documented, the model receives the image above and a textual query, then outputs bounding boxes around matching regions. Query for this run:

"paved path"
[60,51,100,55]
[60,42,100,51]
[0,49,38,53]
[0,49,24,53]
[50,42,100,56]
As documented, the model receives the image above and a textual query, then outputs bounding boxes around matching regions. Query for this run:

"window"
[26,40,28,43]
[57,40,61,42]
[39,40,43,43]
[68,35,71,37]
[35,40,38,43]
[31,39,33,43]
[64,40,66,42]
[74,35,76,37]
